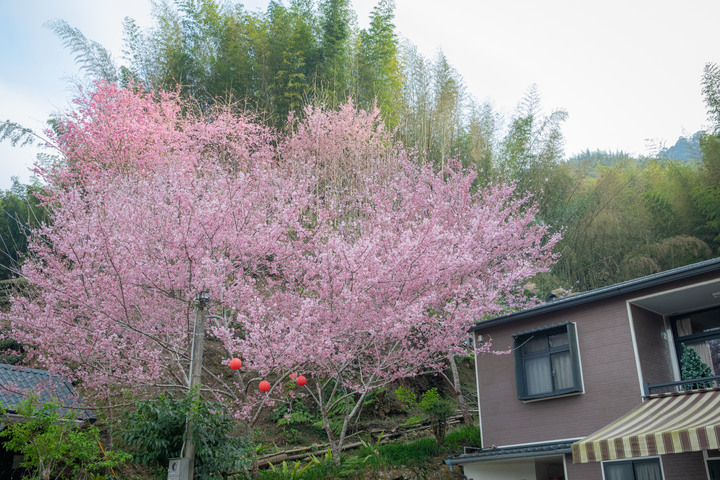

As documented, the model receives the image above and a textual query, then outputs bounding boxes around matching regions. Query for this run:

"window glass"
[603,459,662,480]
[675,309,720,336]
[522,335,548,355]
[634,460,662,480]
[674,307,720,378]
[684,340,720,375]
[525,356,552,395]
[604,462,634,480]
[514,323,582,400]
[551,351,574,390]
[549,331,568,347]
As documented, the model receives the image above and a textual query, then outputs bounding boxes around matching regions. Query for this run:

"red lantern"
[259,380,271,392]
[289,372,298,380]
[229,358,242,370]
[296,376,307,386]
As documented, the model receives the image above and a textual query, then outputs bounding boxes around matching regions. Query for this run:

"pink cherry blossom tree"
[5,82,559,462]
[7,82,312,433]
[224,153,559,458]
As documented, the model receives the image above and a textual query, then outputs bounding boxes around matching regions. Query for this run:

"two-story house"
[446,257,720,480]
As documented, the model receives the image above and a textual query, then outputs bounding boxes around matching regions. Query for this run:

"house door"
[708,460,720,480]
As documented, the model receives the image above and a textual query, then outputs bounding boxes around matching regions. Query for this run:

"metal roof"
[512,321,571,338]
[445,440,576,466]
[0,364,94,421]
[470,257,720,332]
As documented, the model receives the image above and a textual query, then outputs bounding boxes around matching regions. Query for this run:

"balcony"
[643,375,720,396]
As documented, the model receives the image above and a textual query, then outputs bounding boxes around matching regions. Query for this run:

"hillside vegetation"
[3,0,720,294]
[2,1,720,479]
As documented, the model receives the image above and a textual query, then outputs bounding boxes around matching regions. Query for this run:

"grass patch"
[252,427,481,479]
[375,437,439,466]
[256,458,340,480]
[445,425,482,453]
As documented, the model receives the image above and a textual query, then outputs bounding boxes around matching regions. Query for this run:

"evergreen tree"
[317,0,353,106]
[680,343,714,390]
[398,41,432,156]
[430,50,464,170]
[695,62,720,252]
[0,181,48,281]
[498,86,570,232]
[702,63,720,134]
[251,0,318,124]
[457,99,498,183]
[358,0,402,126]
[680,343,713,381]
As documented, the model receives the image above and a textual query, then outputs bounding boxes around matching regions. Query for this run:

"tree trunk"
[38,458,50,480]
[183,298,208,479]
[449,355,472,425]
[432,418,447,446]
[320,407,342,466]
[321,389,369,466]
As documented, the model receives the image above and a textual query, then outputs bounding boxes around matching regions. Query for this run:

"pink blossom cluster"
[4,82,559,437]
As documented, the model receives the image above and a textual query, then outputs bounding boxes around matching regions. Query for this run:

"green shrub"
[395,387,455,445]
[119,392,251,479]
[0,396,129,480]
[445,425,482,453]
[255,453,339,480]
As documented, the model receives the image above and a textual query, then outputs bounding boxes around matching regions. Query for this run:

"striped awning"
[572,389,720,463]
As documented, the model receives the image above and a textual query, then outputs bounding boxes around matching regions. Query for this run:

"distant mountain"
[567,149,632,166]
[567,132,704,170]
[566,150,633,173]
[657,131,703,162]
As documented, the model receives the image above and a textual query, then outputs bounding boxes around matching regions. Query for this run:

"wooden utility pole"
[180,292,209,480]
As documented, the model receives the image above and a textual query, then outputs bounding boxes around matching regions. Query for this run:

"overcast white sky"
[1,0,720,189]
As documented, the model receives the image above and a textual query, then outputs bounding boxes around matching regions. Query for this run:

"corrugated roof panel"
[0,364,94,421]
[446,440,576,465]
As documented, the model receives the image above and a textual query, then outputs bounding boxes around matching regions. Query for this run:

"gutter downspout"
[444,460,468,480]
[443,458,468,480]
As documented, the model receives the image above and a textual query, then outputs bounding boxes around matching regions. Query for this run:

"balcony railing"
[643,375,720,396]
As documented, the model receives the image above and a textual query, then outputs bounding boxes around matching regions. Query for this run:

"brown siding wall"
[477,296,642,447]
[632,305,676,386]
[661,452,708,480]
[565,456,603,480]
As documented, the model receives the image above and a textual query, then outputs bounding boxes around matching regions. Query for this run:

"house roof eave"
[445,440,577,466]
[470,257,720,333]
